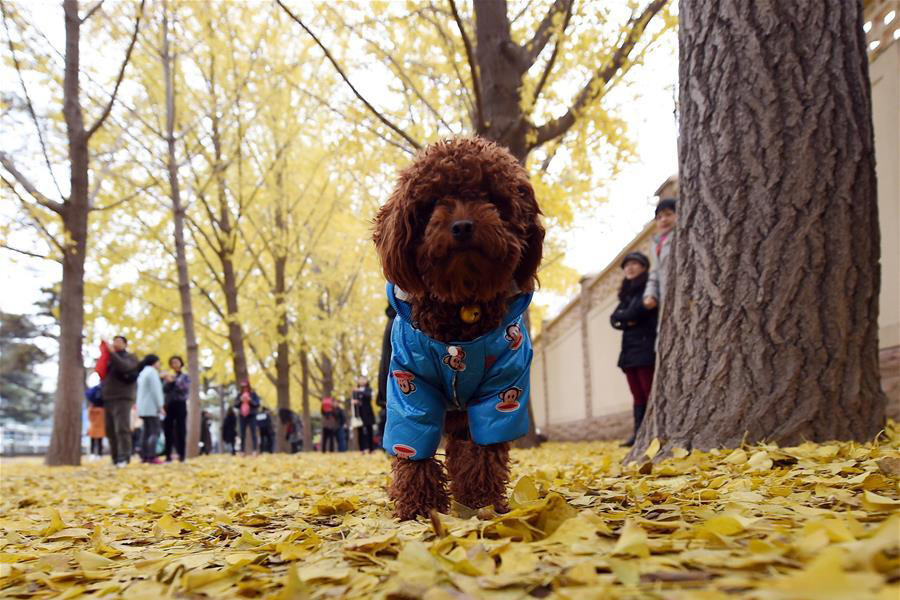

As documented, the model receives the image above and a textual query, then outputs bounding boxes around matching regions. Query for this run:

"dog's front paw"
[389,457,449,520]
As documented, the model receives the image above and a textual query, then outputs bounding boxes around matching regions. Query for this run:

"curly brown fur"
[373,137,544,342]
[375,137,543,519]
[389,457,450,521]
[411,295,510,343]
[445,437,511,513]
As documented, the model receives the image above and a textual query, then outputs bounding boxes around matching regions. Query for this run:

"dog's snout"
[451,220,474,241]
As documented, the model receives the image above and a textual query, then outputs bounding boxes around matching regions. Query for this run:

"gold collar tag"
[460,305,482,324]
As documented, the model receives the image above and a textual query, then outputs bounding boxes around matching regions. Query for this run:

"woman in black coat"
[610,252,658,446]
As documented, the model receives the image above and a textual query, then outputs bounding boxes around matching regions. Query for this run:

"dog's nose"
[451,220,474,241]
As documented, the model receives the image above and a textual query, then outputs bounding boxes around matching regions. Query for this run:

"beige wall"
[587,296,630,417]
[544,326,586,423]
[872,41,900,350]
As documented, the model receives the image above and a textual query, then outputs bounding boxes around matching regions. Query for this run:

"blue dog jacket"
[383,282,533,460]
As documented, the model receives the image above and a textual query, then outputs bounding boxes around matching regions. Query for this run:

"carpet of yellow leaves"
[1,424,899,599]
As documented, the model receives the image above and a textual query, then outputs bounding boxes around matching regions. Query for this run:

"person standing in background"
[235,380,261,454]
[611,252,658,446]
[162,355,189,462]
[320,397,339,453]
[222,407,238,455]
[643,198,677,313]
[336,398,348,452]
[199,410,213,455]
[85,384,105,460]
[101,335,139,468]
[351,376,376,452]
[136,354,165,463]
[257,406,275,453]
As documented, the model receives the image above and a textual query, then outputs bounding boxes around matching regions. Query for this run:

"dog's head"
[373,137,544,304]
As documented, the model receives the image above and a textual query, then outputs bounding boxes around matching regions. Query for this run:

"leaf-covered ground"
[1,425,898,600]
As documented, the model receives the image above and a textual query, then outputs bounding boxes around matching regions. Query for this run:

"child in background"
[643,198,677,312]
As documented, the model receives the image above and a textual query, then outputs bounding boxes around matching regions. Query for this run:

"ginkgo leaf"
[0,420,897,599]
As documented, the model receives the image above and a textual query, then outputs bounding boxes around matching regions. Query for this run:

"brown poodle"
[373,137,544,520]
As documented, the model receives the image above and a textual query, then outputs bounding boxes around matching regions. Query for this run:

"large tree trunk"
[46,0,89,466]
[629,0,886,460]
[473,0,529,161]
[162,8,203,459]
[300,348,312,451]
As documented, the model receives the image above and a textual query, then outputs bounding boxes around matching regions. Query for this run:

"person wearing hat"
[643,197,676,311]
[611,251,658,446]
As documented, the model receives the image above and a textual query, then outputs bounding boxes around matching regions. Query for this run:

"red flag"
[96,340,111,379]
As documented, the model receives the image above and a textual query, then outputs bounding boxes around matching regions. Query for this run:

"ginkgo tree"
[1,0,145,466]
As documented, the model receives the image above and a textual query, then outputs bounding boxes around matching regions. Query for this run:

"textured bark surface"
[209,111,250,388]
[629,0,886,460]
[273,234,290,452]
[162,10,202,459]
[46,0,90,466]
[300,349,312,452]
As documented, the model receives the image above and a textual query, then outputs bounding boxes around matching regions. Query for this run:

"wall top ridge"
[535,219,657,346]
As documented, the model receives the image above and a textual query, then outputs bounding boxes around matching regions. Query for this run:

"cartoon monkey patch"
[393,370,417,394]
[504,323,524,350]
[392,443,417,459]
[442,346,467,372]
[496,386,522,413]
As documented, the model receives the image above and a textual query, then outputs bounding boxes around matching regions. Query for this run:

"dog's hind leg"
[389,456,449,520]
[445,414,511,513]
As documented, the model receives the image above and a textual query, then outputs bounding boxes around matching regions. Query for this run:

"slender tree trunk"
[46,0,89,466]
[162,7,202,458]
[319,353,334,398]
[629,0,886,460]
[274,241,290,451]
[300,348,312,451]
[210,112,250,387]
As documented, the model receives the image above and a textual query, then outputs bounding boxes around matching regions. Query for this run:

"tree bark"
[318,353,334,398]
[629,0,886,460]
[210,111,250,388]
[46,0,90,466]
[274,198,290,452]
[162,5,203,459]
[300,348,312,451]
[473,0,530,160]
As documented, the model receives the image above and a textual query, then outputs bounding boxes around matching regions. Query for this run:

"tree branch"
[531,0,667,150]
[247,339,276,386]
[80,0,104,23]
[276,0,422,151]
[448,0,485,133]
[523,0,572,68]
[0,152,64,214]
[85,0,145,140]
[531,0,574,103]
[0,244,55,262]
[1,0,66,201]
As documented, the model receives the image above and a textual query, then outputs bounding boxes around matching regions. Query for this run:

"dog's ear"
[373,190,425,296]
[514,184,545,292]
